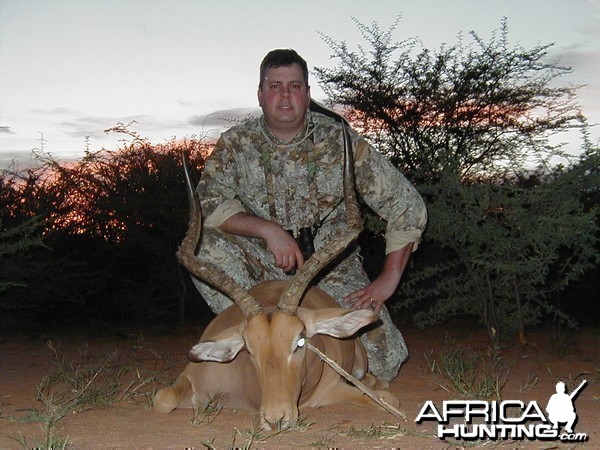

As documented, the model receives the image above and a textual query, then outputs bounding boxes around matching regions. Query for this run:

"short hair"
[259,49,309,88]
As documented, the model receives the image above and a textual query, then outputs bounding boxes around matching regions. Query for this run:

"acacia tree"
[403,154,599,344]
[315,18,599,344]
[1,135,211,326]
[0,217,46,294]
[316,18,585,179]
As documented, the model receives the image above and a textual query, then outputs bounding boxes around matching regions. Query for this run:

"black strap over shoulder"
[309,99,350,126]
[308,98,359,228]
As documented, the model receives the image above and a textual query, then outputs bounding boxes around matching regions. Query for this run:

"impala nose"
[260,406,297,431]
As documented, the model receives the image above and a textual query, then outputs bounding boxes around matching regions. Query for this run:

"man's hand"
[344,243,414,315]
[344,271,401,315]
[263,224,304,273]
[219,212,304,273]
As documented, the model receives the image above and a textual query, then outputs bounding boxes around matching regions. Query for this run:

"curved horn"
[277,121,363,314]
[177,152,262,318]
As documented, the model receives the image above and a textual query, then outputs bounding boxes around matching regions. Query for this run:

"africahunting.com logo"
[416,380,588,443]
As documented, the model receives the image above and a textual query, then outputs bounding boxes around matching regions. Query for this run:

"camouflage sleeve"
[353,138,427,254]
[197,136,246,228]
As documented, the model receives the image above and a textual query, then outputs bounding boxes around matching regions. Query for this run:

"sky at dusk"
[1,0,599,169]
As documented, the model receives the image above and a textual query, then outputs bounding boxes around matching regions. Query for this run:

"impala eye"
[297,337,306,348]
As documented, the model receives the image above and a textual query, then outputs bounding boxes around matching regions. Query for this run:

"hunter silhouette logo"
[416,379,589,442]
[546,380,586,434]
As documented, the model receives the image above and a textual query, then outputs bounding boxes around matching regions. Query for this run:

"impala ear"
[297,307,378,338]
[188,321,247,362]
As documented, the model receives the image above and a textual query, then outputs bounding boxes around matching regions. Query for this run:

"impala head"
[188,305,376,430]
[178,108,368,430]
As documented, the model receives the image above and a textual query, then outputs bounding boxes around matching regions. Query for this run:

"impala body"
[153,280,397,429]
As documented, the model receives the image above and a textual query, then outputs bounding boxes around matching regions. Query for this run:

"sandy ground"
[0,322,598,449]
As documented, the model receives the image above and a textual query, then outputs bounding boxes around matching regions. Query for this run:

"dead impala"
[152,128,399,430]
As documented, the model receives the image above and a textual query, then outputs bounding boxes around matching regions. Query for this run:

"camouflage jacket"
[198,111,427,254]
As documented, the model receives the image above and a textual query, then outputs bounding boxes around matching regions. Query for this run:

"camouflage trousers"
[191,227,408,381]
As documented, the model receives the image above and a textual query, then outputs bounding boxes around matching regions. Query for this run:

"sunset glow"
[4,138,212,243]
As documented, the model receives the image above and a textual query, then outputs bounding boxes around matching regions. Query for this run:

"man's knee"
[360,318,408,382]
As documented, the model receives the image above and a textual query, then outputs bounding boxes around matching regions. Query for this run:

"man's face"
[258,63,311,141]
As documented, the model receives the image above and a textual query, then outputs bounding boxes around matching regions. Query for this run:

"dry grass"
[3,339,171,449]
[423,336,508,399]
